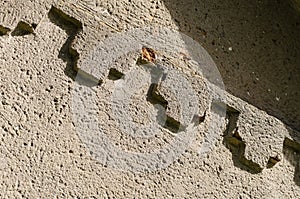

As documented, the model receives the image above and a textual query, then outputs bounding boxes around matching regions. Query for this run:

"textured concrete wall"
[0,0,300,198]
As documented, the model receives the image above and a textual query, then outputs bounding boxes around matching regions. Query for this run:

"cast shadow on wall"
[162,0,300,184]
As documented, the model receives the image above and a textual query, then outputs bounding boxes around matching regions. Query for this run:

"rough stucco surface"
[1,0,300,198]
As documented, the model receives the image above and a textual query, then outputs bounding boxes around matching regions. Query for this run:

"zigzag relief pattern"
[223,104,300,184]
[1,1,300,187]
[47,6,300,184]
[0,0,53,36]
[0,21,35,37]
[284,138,300,186]
[223,106,268,174]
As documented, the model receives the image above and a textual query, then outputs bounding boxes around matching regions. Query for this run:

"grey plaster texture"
[0,0,300,198]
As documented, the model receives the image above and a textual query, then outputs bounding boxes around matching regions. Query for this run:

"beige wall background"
[0,0,300,198]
